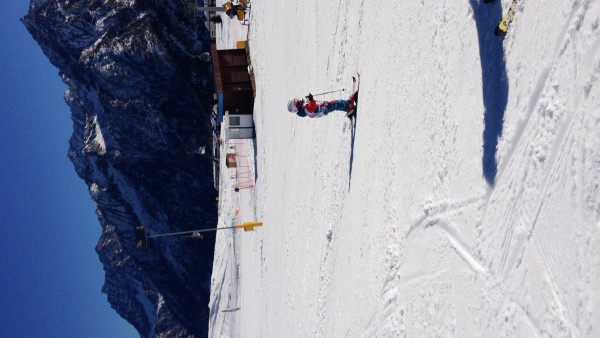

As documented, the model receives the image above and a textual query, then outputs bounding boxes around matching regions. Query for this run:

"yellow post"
[236,221,263,232]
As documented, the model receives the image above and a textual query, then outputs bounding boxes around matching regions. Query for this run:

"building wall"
[212,46,254,117]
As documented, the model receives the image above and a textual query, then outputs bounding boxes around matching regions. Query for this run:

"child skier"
[287,91,357,118]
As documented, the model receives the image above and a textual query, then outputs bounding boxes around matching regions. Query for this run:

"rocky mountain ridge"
[23,0,217,336]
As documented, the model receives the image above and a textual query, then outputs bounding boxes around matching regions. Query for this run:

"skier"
[287,91,357,118]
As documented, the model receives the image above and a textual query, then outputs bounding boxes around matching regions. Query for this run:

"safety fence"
[225,140,255,191]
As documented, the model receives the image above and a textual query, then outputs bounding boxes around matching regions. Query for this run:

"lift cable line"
[135,222,263,249]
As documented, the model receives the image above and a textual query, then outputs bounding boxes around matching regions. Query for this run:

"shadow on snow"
[348,116,357,190]
[470,0,508,185]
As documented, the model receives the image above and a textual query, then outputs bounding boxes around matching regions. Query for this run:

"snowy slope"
[210,0,600,336]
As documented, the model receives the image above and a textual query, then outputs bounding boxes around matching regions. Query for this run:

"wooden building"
[210,43,254,139]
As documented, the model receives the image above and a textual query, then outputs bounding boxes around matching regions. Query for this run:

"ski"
[347,73,360,185]
[345,73,360,119]
[495,0,518,37]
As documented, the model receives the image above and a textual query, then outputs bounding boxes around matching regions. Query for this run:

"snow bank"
[210,0,600,336]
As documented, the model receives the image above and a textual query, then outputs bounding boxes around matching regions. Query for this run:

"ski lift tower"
[197,1,247,21]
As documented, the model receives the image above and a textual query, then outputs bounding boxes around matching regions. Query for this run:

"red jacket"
[304,98,318,113]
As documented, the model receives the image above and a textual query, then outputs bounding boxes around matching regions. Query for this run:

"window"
[230,116,241,126]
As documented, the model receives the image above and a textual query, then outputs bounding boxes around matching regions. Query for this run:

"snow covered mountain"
[23,0,217,336]
[210,0,600,336]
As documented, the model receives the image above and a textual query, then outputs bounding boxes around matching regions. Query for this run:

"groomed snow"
[210,0,600,336]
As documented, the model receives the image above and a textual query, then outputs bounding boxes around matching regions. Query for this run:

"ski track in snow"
[478,0,600,335]
[209,0,600,337]
[485,0,599,285]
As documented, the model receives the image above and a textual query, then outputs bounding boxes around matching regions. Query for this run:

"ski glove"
[306,93,314,101]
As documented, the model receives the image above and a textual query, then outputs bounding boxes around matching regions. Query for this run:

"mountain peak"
[24,0,217,336]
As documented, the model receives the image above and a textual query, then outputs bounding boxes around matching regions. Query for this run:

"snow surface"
[210,0,600,336]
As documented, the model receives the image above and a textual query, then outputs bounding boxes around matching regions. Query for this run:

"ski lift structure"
[196,0,250,22]
[136,221,262,249]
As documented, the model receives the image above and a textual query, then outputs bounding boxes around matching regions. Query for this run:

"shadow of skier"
[470,0,508,185]
[348,116,357,190]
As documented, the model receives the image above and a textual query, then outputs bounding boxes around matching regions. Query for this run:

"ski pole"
[311,88,346,97]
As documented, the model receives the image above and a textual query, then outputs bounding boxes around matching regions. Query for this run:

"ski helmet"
[287,98,300,113]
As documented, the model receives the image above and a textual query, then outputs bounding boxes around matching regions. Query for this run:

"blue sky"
[0,2,137,337]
